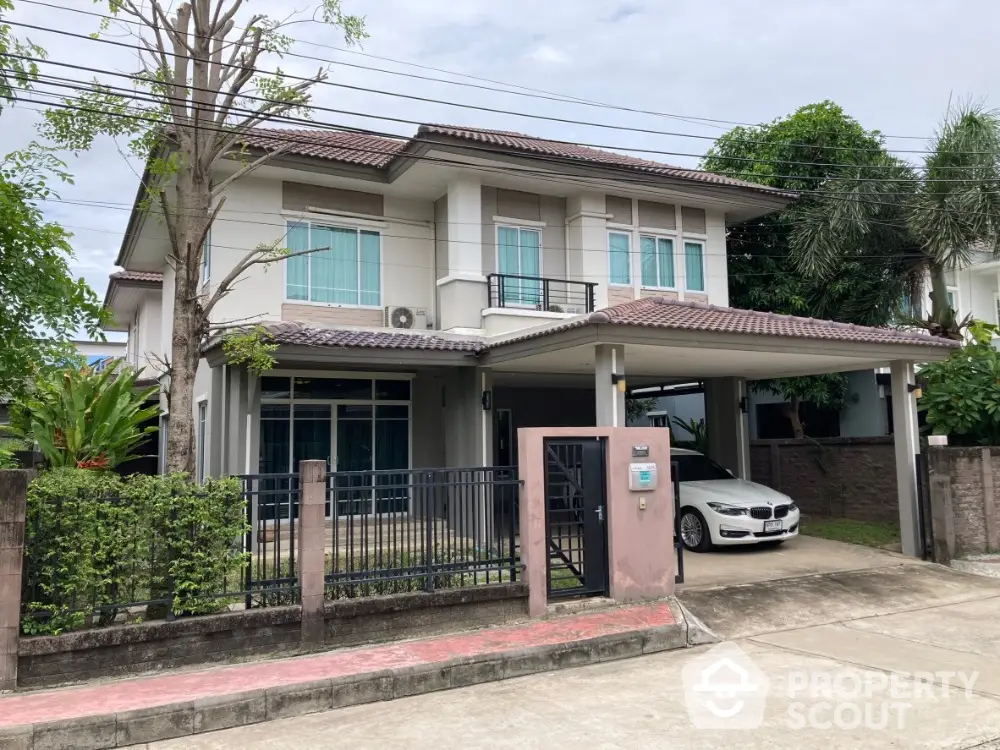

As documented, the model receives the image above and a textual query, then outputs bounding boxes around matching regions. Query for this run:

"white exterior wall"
[135,295,163,376]
[704,208,729,306]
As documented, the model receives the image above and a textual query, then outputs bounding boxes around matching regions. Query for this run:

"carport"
[480,297,958,558]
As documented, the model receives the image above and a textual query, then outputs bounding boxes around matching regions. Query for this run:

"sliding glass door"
[258,375,411,518]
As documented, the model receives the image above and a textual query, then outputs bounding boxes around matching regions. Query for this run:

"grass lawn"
[800,517,901,549]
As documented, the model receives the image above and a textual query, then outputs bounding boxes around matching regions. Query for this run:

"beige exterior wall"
[608,285,635,305]
[480,187,567,279]
[205,176,435,331]
[281,303,383,327]
[438,278,488,331]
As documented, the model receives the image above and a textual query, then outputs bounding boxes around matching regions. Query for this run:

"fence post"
[0,471,28,692]
[298,460,327,646]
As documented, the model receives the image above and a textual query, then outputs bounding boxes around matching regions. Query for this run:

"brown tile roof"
[233,125,794,199]
[418,125,795,198]
[109,270,163,283]
[256,321,484,353]
[238,128,407,168]
[491,297,961,350]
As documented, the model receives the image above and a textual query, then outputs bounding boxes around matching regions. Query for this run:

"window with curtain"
[285,221,381,306]
[608,232,631,285]
[640,236,675,288]
[497,225,541,305]
[684,241,705,292]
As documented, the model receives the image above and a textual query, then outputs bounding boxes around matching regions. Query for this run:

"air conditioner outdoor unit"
[384,306,429,330]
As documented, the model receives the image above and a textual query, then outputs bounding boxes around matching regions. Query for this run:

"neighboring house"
[100,123,951,553]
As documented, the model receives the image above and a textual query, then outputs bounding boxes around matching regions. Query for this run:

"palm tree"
[790,104,1000,339]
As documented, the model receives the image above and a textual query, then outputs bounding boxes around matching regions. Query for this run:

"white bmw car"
[672,448,800,552]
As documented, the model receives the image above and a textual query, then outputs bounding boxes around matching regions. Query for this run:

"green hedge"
[22,469,248,634]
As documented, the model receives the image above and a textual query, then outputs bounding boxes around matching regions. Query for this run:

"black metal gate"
[544,438,608,599]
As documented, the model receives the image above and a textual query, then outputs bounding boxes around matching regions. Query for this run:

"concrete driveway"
[679,533,906,590]
[144,544,1000,749]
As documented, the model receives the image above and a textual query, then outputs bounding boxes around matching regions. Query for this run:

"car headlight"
[707,502,748,517]
[789,502,798,512]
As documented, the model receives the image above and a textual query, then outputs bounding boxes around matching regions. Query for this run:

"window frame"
[639,234,677,290]
[283,221,383,309]
[196,400,208,483]
[259,371,413,518]
[201,227,212,286]
[607,230,632,286]
[495,224,544,307]
[683,239,707,292]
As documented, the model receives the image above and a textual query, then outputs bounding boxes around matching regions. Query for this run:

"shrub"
[21,469,248,634]
[7,366,159,469]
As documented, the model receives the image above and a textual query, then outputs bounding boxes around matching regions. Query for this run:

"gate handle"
[596,505,605,522]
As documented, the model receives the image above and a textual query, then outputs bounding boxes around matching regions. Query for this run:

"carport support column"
[891,360,921,557]
[704,377,751,479]
[594,344,626,426]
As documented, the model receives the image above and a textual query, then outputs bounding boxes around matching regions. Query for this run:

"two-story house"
[102,124,951,551]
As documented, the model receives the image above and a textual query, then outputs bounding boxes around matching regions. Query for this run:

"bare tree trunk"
[928,262,953,333]
[164,164,211,476]
[785,395,805,439]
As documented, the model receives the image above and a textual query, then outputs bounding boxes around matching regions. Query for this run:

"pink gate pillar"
[517,427,675,617]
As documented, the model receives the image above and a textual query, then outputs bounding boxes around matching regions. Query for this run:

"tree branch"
[202,244,331,318]
[209,142,293,198]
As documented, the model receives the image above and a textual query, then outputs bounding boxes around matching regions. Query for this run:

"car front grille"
[774,505,790,519]
[750,507,772,520]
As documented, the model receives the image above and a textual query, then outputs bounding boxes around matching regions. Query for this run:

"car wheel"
[679,508,713,552]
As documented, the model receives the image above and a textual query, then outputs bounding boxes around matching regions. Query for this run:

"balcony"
[486,273,597,315]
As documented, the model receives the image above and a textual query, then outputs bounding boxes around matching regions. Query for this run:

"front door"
[544,438,608,599]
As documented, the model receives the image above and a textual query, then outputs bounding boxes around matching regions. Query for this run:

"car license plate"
[764,520,783,533]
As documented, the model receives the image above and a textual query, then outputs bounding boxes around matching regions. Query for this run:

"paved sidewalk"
[0,600,685,748]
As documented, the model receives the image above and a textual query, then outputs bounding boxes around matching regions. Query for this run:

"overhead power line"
[9,65,1000,188]
[2,16,977,159]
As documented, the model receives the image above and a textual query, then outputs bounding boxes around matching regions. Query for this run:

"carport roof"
[488,298,960,351]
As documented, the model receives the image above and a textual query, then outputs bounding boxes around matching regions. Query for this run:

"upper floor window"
[640,236,675,289]
[285,221,381,306]
[946,286,958,311]
[497,225,541,305]
[608,232,631,285]
[684,241,705,292]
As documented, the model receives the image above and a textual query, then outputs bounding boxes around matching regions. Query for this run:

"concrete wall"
[16,585,527,689]
[927,446,1000,561]
[750,437,899,524]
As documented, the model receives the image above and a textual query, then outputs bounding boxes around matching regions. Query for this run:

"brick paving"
[0,601,674,728]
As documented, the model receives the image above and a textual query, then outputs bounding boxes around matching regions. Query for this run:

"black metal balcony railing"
[486,273,597,314]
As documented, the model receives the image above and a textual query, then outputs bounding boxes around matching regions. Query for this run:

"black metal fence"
[238,474,302,607]
[21,467,521,632]
[325,467,520,598]
[486,273,597,313]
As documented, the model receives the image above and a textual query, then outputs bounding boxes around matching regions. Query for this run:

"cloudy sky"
[4,0,1000,342]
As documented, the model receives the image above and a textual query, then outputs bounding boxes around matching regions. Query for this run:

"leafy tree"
[920,320,1000,445]
[7,366,159,469]
[702,101,918,437]
[792,103,1000,339]
[625,397,656,424]
[39,1,367,474]
[0,0,45,110]
[0,3,105,402]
